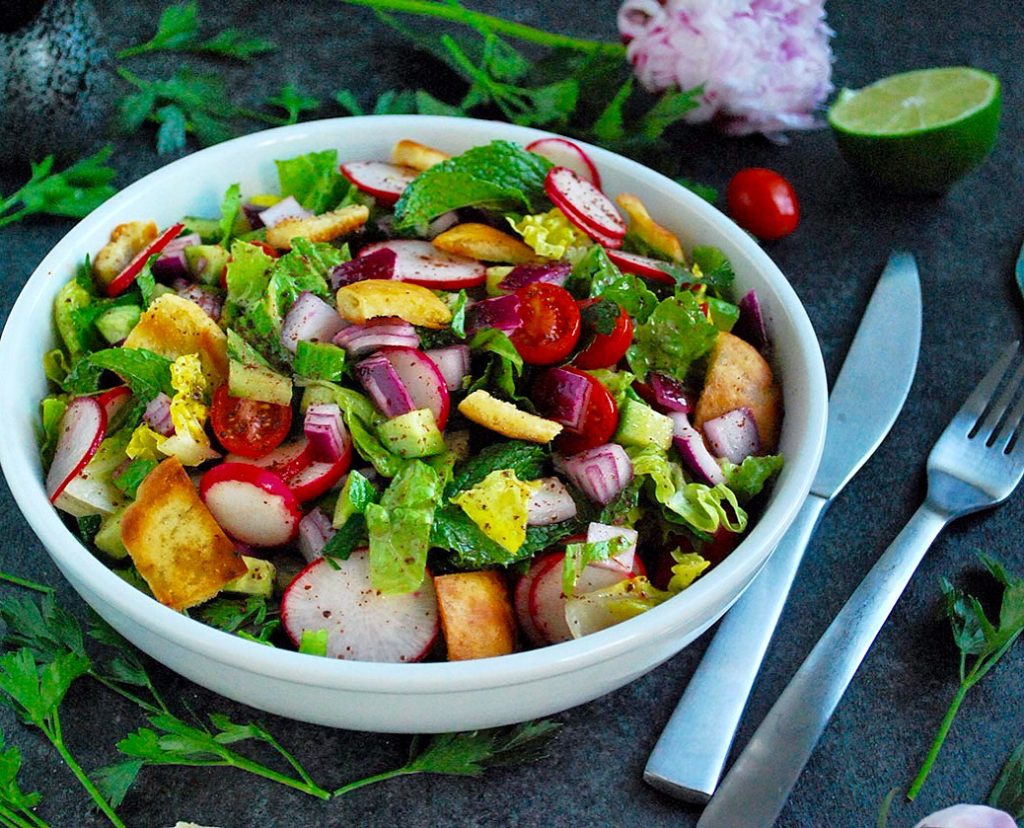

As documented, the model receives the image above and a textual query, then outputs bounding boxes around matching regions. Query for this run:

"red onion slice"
[281,291,347,354]
[465,294,522,335]
[703,407,761,464]
[354,352,416,418]
[333,318,419,357]
[526,477,578,526]
[304,403,348,463]
[143,392,175,436]
[298,507,335,563]
[498,262,571,291]
[533,367,593,432]
[649,372,693,413]
[176,283,222,322]
[736,289,771,356]
[669,412,725,485]
[258,196,313,228]
[556,443,633,506]
[152,232,201,280]
[424,345,471,392]
[330,247,398,290]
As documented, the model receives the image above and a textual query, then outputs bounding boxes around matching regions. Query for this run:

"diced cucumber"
[96,305,142,344]
[228,359,293,406]
[53,279,94,358]
[377,408,445,458]
[222,556,277,597]
[485,266,514,296]
[615,397,674,450]
[94,508,129,559]
[185,244,230,286]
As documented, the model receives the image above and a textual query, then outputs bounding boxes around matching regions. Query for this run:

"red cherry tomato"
[550,369,619,454]
[509,283,581,365]
[726,168,799,241]
[573,299,634,370]
[210,385,292,458]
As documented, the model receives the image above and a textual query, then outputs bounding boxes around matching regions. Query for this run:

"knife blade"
[644,250,921,803]
[1015,237,1024,306]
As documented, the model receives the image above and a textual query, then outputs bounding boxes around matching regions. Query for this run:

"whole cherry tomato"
[509,282,582,365]
[726,168,800,241]
[573,299,634,370]
[210,385,292,458]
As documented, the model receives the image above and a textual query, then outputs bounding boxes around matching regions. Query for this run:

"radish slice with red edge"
[669,412,725,485]
[330,247,398,289]
[526,477,578,526]
[340,161,419,206]
[526,137,602,188]
[605,249,675,284]
[703,407,761,464]
[544,166,626,240]
[298,508,335,564]
[355,352,417,418]
[46,397,106,502]
[377,346,451,429]
[95,386,132,427]
[424,345,470,392]
[498,262,571,292]
[514,566,547,647]
[358,240,486,289]
[287,450,351,502]
[281,550,439,662]
[106,222,186,297]
[199,462,302,547]
[227,438,313,479]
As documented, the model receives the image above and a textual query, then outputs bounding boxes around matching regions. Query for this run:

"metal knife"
[1015,237,1024,304]
[644,250,922,803]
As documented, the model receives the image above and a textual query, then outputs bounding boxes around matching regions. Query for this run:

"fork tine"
[961,341,1021,436]
[976,347,1024,443]
[998,387,1024,455]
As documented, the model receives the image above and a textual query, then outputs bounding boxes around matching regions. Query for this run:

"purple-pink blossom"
[618,0,834,137]
[912,804,1017,828]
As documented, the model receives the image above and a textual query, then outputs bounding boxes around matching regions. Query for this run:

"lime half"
[828,67,1001,194]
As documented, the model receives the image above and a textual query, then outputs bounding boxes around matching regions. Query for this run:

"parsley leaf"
[117,0,275,61]
[265,84,321,125]
[0,147,116,230]
[193,596,279,644]
[990,739,1024,821]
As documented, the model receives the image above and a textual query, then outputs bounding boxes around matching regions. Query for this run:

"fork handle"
[644,493,829,803]
[697,503,949,828]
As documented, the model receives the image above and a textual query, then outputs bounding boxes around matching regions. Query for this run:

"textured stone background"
[0,1,1021,826]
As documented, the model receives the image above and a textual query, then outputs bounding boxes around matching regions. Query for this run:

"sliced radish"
[227,437,350,502]
[526,137,602,188]
[424,345,470,392]
[107,222,186,297]
[340,161,419,206]
[514,568,547,648]
[358,240,486,289]
[544,166,626,240]
[95,386,132,426]
[287,452,351,502]
[377,346,451,429]
[257,196,312,228]
[605,249,675,284]
[199,463,302,547]
[281,550,439,663]
[46,397,106,502]
[227,438,312,479]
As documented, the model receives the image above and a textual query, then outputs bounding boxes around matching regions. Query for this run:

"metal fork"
[697,341,1024,828]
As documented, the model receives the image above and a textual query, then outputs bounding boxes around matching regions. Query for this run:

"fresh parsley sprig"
[117,0,275,61]
[0,148,117,231]
[989,737,1024,821]
[908,555,1024,799]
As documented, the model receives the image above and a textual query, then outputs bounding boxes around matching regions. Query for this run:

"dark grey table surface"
[1,1,1022,826]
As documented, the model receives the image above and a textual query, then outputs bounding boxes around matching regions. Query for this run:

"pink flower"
[913,804,1017,828]
[617,0,834,136]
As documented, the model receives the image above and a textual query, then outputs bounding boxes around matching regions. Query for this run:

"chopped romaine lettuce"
[275,149,352,213]
[626,292,719,382]
[294,341,346,382]
[332,469,378,529]
[562,535,630,597]
[219,182,242,246]
[667,550,711,591]
[508,209,588,259]
[450,469,539,554]
[722,453,785,502]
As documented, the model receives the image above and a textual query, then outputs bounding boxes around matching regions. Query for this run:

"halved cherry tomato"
[210,385,292,458]
[221,240,280,289]
[509,283,581,365]
[573,299,634,369]
[725,168,799,241]
[549,368,619,454]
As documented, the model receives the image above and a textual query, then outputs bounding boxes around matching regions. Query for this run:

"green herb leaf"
[447,440,546,497]
[721,454,784,503]
[990,739,1024,821]
[63,347,174,401]
[676,178,719,204]
[194,596,279,643]
[627,293,719,383]
[565,246,659,324]
[117,0,275,60]
[93,759,144,809]
[265,84,321,125]
[113,458,158,499]
[219,182,242,246]
[276,149,352,214]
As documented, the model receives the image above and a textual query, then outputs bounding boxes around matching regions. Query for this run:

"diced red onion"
[144,392,174,436]
[281,291,347,354]
[176,283,222,322]
[556,443,633,506]
[533,367,593,431]
[257,196,313,228]
[498,262,571,291]
[703,407,761,464]
[670,412,725,485]
[242,202,266,229]
[424,345,470,392]
[330,247,397,289]
[736,289,771,355]
[354,352,416,418]
[426,211,459,239]
[298,508,335,563]
[333,318,419,357]
[526,477,578,526]
[465,295,522,335]
[304,403,348,463]
[586,521,638,572]
[152,233,200,280]
[648,372,693,413]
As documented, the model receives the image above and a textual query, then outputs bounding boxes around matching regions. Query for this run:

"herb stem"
[0,804,41,828]
[218,750,332,800]
[260,732,321,791]
[87,672,165,716]
[115,44,153,60]
[907,678,971,800]
[332,766,416,797]
[336,0,625,56]
[43,714,126,828]
[0,574,53,594]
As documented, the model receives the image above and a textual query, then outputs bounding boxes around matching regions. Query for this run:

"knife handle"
[643,493,829,803]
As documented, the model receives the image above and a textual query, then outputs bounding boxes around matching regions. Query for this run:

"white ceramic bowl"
[0,116,826,733]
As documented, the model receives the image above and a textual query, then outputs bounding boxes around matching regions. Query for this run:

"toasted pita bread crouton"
[694,332,781,452]
[615,194,684,263]
[432,223,539,265]
[458,390,563,444]
[392,139,449,171]
[121,457,246,610]
[435,571,516,660]
[123,293,229,387]
[92,220,158,288]
[264,205,369,251]
[335,279,452,329]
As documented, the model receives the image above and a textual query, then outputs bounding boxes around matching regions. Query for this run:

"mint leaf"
[394,140,551,229]
[447,440,547,497]
[63,347,174,400]
[114,458,158,498]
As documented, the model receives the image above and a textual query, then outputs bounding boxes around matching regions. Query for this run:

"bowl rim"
[0,115,827,694]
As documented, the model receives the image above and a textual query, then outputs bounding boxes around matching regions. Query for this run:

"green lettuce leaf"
[565,246,658,323]
[626,292,719,382]
[275,149,352,213]
[219,182,242,246]
[39,396,68,468]
[721,454,784,502]
[562,536,630,597]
